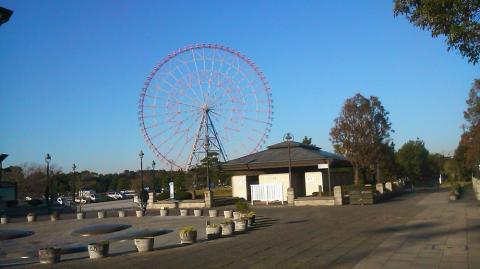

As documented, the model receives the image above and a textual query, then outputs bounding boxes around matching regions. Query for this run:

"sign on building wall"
[318,163,329,169]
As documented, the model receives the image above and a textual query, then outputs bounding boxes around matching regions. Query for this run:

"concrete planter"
[88,242,109,259]
[180,209,188,216]
[234,219,247,233]
[220,223,234,236]
[208,210,218,217]
[136,210,144,217]
[76,212,86,220]
[224,210,233,219]
[97,211,106,219]
[193,209,202,217]
[50,211,59,221]
[27,213,36,223]
[449,194,457,201]
[233,212,242,220]
[206,226,222,240]
[1,216,9,224]
[134,237,154,252]
[38,247,61,264]
[179,230,197,244]
[118,210,126,218]
[160,209,169,216]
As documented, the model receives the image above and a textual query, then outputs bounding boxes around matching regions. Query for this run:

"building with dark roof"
[222,141,353,201]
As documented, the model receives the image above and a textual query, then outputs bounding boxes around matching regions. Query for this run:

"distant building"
[222,141,353,201]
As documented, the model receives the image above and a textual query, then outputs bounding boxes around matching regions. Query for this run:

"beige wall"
[305,171,323,196]
[232,175,248,200]
[259,173,290,201]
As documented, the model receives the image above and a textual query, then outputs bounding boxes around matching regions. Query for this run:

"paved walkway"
[9,188,480,269]
[353,188,480,269]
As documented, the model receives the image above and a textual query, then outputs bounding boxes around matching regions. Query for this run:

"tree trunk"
[376,162,381,183]
[354,166,360,185]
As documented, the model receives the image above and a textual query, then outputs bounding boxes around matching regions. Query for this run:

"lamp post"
[151,160,156,191]
[45,153,51,211]
[139,151,144,190]
[72,163,76,199]
[283,133,293,187]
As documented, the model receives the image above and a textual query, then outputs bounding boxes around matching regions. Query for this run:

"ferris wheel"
[138,44,273,170]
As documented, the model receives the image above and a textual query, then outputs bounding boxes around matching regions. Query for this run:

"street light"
[72,163,77,202]
[151,160,156,191]
[139,150,147,216]
[45,153,51,211]
[139,150,144,189]
[283,133,294,188]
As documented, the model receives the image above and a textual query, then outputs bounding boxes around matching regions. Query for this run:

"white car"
[75,197,87,204]
[106,192,123,200]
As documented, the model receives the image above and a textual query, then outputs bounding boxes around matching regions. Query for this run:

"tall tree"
[464,79,480,126]
[456,79,480,175]
[394,0,480,64]
[330,93,393,184]
[396,139,431,180]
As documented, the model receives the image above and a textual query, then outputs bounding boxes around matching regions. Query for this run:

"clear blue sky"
[0,1,478,173]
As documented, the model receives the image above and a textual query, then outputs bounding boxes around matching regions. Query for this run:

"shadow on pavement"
[251,217,278,230]
[368,221,438,234]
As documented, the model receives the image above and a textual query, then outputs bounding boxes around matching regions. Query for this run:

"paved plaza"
[3,188,480,269]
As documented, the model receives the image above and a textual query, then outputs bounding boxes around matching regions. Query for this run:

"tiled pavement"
[10,187,480,269]
[353,188,480,269]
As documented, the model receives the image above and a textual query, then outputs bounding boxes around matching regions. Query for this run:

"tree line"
[328,79,479,185]
[2,154,229,200]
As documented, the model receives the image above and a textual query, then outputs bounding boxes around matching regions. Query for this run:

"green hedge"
[155,191,192,201]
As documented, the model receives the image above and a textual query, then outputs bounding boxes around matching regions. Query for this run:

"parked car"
[106,192,124,200]
[75,197,87,204]
[120,190,136,198]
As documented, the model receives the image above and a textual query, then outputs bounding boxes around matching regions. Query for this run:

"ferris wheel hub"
[201,103,211,112]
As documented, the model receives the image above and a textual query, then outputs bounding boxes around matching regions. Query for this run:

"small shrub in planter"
[220,220,234,237]
[179,226,197,244]
[38,247,61,264]
[134,237,154,252]
[50,211,59,221]
[76,212,86,220]
[180,209,188,216]
[97,211,106,219]
[208,209,218,217]
[27,212,36,222]
[223,210,233,219]
[206,223,222,240]
[88,241,109,259]
[193,209,202,217]
[235,199,249,213]
[234,218,248,233]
